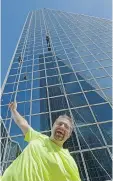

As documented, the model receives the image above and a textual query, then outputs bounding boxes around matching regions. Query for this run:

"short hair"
[55,114,74,130]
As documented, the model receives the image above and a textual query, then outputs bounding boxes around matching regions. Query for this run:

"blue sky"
[1,0,112,86]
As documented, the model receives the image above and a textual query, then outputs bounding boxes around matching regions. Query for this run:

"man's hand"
[9,102,17,111]
[8,101,29,135]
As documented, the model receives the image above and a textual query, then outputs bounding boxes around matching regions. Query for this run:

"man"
[46,34,50,47]
[1,102,81,181]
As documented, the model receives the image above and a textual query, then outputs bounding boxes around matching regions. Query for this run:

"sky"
[1,0,112,87]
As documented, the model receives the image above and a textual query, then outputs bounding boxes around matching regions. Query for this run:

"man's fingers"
[9,102,13,108]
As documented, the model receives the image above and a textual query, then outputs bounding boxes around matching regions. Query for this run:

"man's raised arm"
[9,102,30,135]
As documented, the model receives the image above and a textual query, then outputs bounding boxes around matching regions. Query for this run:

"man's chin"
[54,135,64,141]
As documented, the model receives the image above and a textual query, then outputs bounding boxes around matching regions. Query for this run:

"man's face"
[51,118,72,143]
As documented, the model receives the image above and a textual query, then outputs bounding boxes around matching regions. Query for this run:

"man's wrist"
[11,109,17,114]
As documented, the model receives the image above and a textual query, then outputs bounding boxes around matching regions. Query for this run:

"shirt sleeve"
[24,127,43,142]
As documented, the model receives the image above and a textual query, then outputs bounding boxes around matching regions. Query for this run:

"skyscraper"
[1,9,112,181]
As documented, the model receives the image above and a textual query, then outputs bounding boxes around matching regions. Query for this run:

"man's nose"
[60,124,65,128]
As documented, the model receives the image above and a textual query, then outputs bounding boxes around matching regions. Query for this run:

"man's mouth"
[55,130,65,137]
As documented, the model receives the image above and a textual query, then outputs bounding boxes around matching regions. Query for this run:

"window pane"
[50,96,68,111]
[100,122,112,145]
[46,68,58,76]
[17,102,30,116]
[71,107,95,125]
[85,91,106,105]
[61,73,77,83]
[83,149,112,180]
[60,66,73,74]
[1,93,15,105]
[64,82,81,94]
[47,76,60,85]
[31,113,50,131]
[96,77,111,88]
[91,68,108,77]
[91,103,112,122]
[76,71,92,80]
[32,99,48,114]
[67,93,87,107]
[48,85,64,97]
[78,125,105,149]
[16,90,31,102]
[32,87,47,100]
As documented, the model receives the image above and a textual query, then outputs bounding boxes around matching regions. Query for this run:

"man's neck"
[49,137,63,147]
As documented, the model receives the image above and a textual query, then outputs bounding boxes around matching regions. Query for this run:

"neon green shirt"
[1,127,81,181]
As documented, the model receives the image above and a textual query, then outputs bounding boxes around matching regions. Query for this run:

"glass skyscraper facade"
[1,9,112,181]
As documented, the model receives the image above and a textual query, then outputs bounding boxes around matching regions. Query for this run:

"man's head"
[50,115,74,146]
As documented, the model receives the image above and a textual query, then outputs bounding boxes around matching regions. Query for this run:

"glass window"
[40,78,46,87]
[82,55,96,62]
[39,63,45,70]
[94,53,109,60]
[91,68,108,77]
[31,113,50,131]
[10,121,23,136]
[39,70,45,77]
[83,149,112,181]
[46,68,58,76]
[50,96,68,111]
[26,66,32,72]
[96,77,111,88]
[73,63,87,71]
[32,87,47,100]
[86,61,101,69]
[9,68,18,75]
[61,73,77,83]
[78,125,105,149]
[46,62,57,69]
[58,61,66,67]
[71,106,95,125]
[1,93,15,105]
[45,56,55,63]
[103,88,112,103]
[79,50,91,57]
[99,122,112,145]
[1,105,11,119]
[69,57,83,64]
[100,59,112,67]
[80,80,95,91]
[47,76,60,85]
[57,54,67,60]
[4,83,17,93]
[48,84,64,97]
[76,71,92,80]
[91,103,112,122]
[85,91,106,105]
[32,99,48,114]
[64,82,81,94]
[11,63,19,69]
[60,66,73,74]
[17,102,30,116]
[7,75,18,84]
[105,66,112,76]
[33,70,45,79]
[16,90,31,102]
[18,81,31,90]
[67,52,79,58]
[33,78,46,88]
[67,93,87,107]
